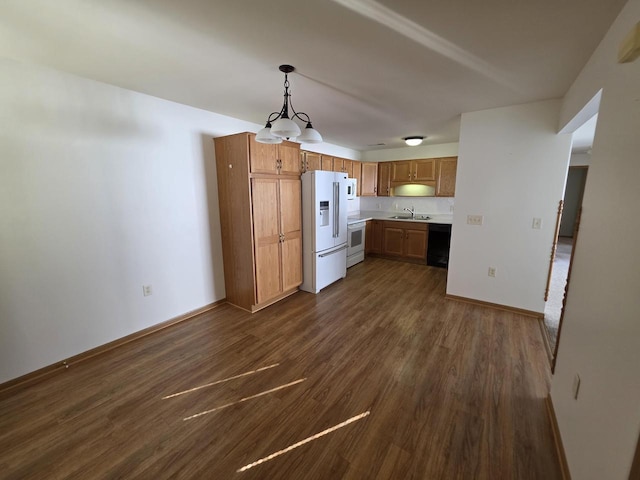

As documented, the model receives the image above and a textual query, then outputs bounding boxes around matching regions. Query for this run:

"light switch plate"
[467,215,483,226]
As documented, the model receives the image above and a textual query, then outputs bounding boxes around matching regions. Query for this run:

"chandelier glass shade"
[256,65,323,145]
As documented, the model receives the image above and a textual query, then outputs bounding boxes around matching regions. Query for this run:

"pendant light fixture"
[255,65,323,144]
[403,136,425,146]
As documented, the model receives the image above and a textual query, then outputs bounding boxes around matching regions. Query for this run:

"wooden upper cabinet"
[343,159,354,178]
[249,135,300,175]
[303,151,322,172]
[249,136,279,174]
[321,155,333,171]
[378,162,391,196]
[413,159,436,182]
[332,157,344,173]
[278,142,301,175]
[361,162,378,196]
[436,157,458,197]
[391,159,435,184]
[353,161,362,195]
[391,161,412,183]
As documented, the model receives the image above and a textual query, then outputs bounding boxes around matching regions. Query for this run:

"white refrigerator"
[300,170,349,294]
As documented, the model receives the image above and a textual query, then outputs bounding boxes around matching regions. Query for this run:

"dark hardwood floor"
[0,258,561,479]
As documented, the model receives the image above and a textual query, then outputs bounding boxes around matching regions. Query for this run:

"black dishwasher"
[427,224,452,268]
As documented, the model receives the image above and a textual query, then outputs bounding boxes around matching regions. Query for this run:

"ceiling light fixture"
[404,136,425,146]
[255,65,323,144]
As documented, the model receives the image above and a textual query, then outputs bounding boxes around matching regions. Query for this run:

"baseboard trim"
[538,318,554,365]
[445,294,544,319]
[545,395,572,480]
[0,299,226,396]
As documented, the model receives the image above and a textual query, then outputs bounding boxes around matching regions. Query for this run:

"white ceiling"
[0,0,626,151]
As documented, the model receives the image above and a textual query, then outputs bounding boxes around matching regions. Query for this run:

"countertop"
[347,210,453,225]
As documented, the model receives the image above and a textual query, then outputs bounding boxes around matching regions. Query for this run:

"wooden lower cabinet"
[365,220,383,254]
[382,221,428,262]
[252,177,302,305]
[214,132,302,312]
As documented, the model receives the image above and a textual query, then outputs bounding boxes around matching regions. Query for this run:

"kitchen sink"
[388,214,431,220]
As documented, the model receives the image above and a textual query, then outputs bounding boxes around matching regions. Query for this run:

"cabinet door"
[332,157,344,173]
[279,178,303,291]
[383,226,404,256]
[321,155,333,171]
[405,228,428,260]
[343,159,354,177]
[249,136,279,174]
[366,220,383,254]
[278,142,301,175]
[391,161,412,182]
[436,157,458,197]
[353,161,362,195]
[413,159,436,182]
[304,152,321,172]
[252,178,282,303]
[378,163,391,196]
[361,162,378,196]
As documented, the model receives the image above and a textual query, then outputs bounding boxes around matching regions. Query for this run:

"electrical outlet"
[573,374,581,399]
[532,217,542,229]
[467,215,484,225]
[488,267,496,277]
[143,285,153,296]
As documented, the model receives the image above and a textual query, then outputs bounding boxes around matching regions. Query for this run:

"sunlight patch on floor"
[162,363,280,399]
[237,411,371,472]
[183,378,306,421]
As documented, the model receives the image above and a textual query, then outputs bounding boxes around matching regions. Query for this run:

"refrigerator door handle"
[318,245,348,258]
[333,181,339,238]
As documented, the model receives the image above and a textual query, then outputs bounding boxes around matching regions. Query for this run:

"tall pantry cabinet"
[214,132,302,312]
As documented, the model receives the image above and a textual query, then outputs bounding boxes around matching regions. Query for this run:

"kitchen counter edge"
[347,211,453,225]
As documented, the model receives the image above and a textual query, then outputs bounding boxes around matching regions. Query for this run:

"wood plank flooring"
[0,258,562,479]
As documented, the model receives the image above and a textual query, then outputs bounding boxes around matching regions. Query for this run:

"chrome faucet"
[403,206,415,218]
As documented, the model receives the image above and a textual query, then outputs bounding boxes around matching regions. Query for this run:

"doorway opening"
[542,109,598,369]
[543,167,588,351]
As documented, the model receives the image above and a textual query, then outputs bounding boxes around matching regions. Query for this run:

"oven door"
[347,222,366,267]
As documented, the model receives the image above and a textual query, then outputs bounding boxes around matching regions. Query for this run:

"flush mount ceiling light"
[403,136,425,146]
[255,65,323,145]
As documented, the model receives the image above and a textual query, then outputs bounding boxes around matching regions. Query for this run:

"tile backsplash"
[359,196,454,215]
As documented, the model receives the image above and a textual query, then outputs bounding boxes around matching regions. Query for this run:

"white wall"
[551,0,640,478]
[446,100,572,313]
[569,152,591,166]
[360,143,459,162]
[0,58,355,384]
[0,59,232,382]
